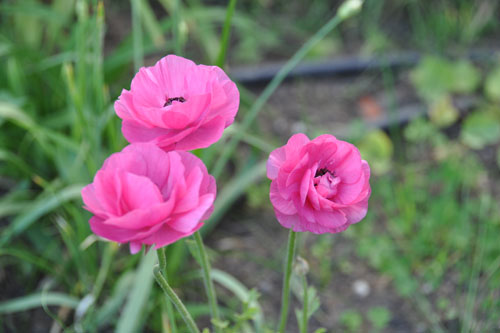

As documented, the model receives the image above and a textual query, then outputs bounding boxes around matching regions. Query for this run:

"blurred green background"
[1,0,500,332]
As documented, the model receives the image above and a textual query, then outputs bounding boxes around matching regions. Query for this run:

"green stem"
[153,265,200,333]
[300,275,308,333]
[215,0,237,68]
[278,230,297,333]
[158,246,167,274]
[165,296,178,333]
[193,231,222,332]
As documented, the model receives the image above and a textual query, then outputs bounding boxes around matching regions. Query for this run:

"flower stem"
[278,229,297,333]
[193,231,222,332]
[153,265,200,333]
[158,246,167,274]
[300,275,309,333]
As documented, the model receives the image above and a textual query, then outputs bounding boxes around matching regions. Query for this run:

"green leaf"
[429,95,459,128]
[411,56,455,102]
[357,130,393,174]
[485,65,500,102]
[367,307,391,329]
[340,310,363,332]
[450,60,480,94]
[404,117,439,143]
[116,249,156,333]
[461,110,500,149]
[0,292,79,314]
[411,57,480,102]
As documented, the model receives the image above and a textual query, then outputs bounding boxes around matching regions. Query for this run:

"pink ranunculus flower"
[115,55,239,151]
[267,133,371,234]
[81,143,216,254]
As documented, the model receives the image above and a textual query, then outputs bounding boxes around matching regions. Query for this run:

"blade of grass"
[0,184,84,247]
[211,0,362,178]
[172,0,181,54]
[139,0,167,48]
[131,0,144,71]
[0,248,55,274]
[93,271,135,330]
[462,195,491,333]
[0,293,80,314]
[116,249,156,333]
[215,0,237,68]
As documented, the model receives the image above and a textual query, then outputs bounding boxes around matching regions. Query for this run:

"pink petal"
[130,66,165,108]
[156,55,197,96]
[143,223,203,249]
[81,184,110,219]
[267,146,286,180]
[299,168,312,205]
[129,241,142,254]
[174,167,203,213]
[313,209,347,228]
[120,172,163,211]
[328,141,362,184]
[269,181,297,215]
[102,200,175,230]
[173,116,226,151]
[122,120,172,143]
[169,193,215,233]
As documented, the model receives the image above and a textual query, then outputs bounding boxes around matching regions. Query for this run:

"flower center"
[164,96,186,107]
[314,167,340,199]
[315,167,333,178]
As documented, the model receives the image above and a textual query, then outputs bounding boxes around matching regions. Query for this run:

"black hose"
[229,50,497,85]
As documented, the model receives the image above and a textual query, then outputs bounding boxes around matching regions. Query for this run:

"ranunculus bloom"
[267,134,371,234]
[115,55,239,151]
[81,143,216,253]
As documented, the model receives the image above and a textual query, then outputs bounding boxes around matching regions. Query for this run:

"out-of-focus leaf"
[429,95,459,127]
[340,310,363,332]
[367,306,392,329]
[461,111,500,149]
[450,60,480,94]
[357,130,393,174]
[411,57,480,102]
[116,249,156,333]
[411,56,455,102]
[485,65,500,102]
[0,293,79,314]
[405,117,439,143]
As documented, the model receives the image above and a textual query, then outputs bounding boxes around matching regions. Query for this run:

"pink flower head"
[115,55,239,151]
[81,143,216,254]
[267,133,371,234]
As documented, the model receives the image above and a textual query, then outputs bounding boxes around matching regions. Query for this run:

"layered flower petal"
[115,54,239,151]
[82,143,216,252]
[267,133,371,234]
